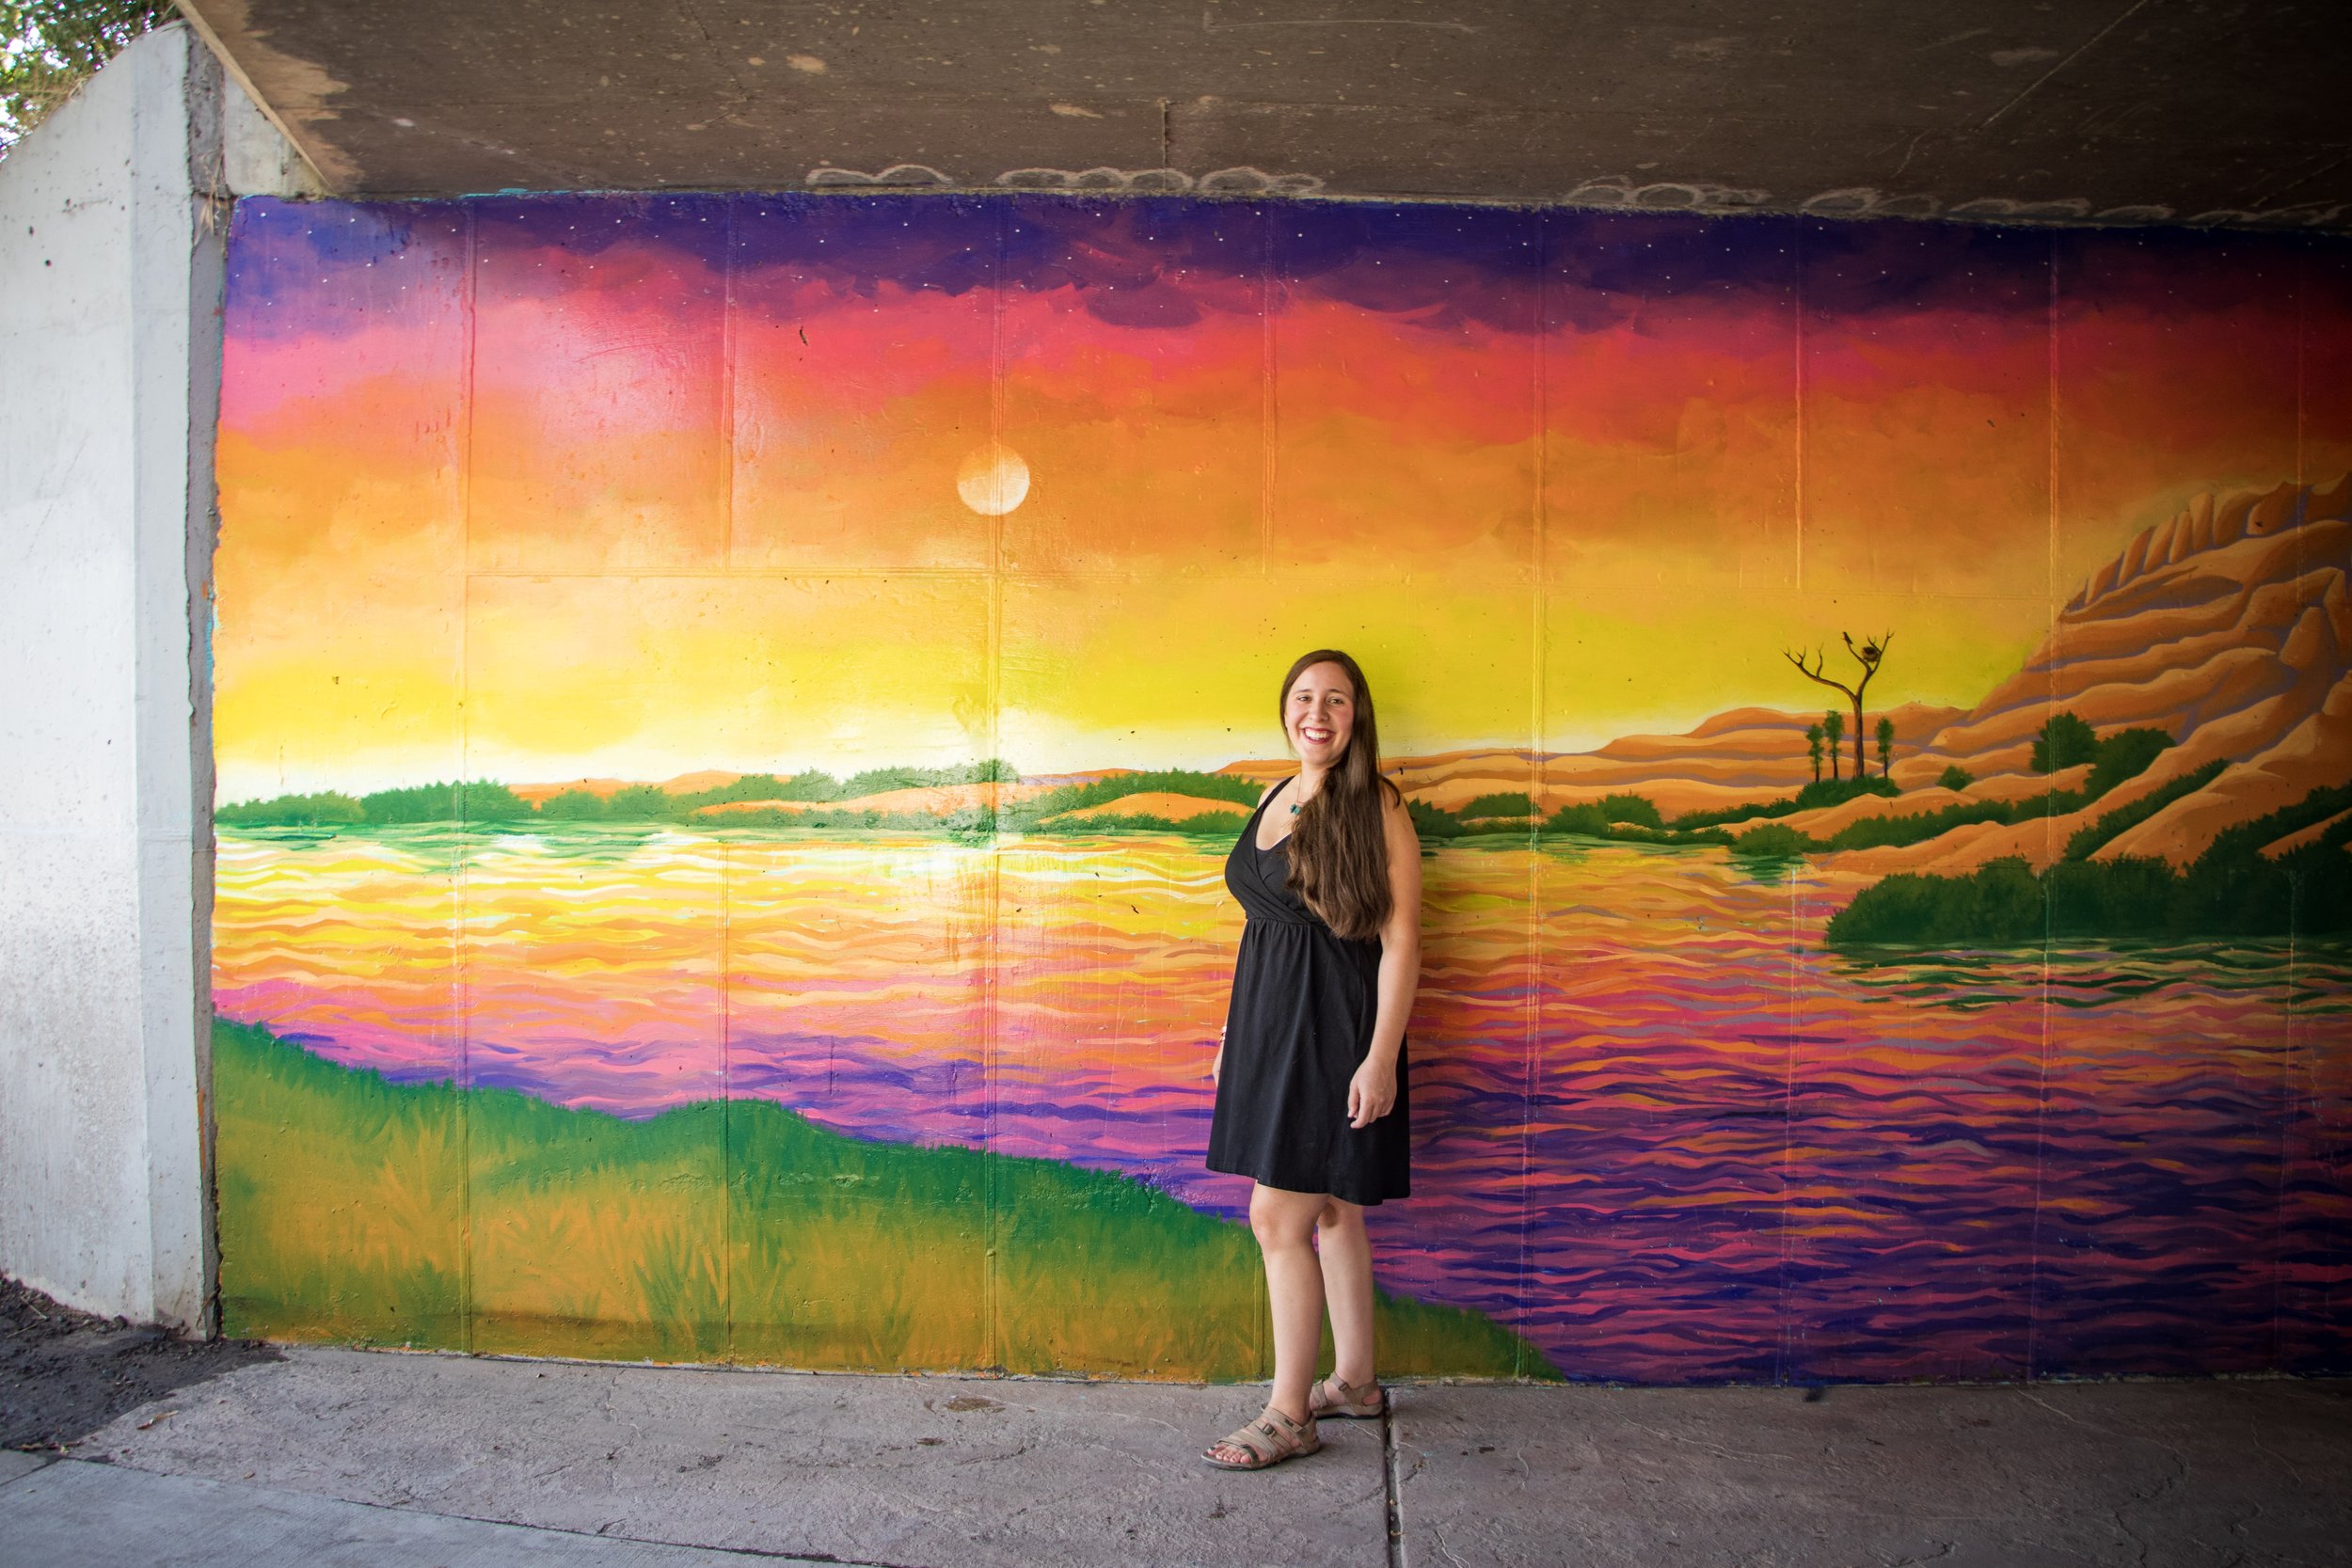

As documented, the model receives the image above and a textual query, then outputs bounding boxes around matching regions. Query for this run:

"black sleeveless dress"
[1205,778,1412,1205]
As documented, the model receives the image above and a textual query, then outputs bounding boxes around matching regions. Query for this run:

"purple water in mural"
[213,827,2352,1383]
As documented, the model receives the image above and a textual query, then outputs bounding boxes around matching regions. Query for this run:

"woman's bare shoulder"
[1378,781,1419,835]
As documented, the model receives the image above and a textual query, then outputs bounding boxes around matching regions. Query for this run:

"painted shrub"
[211,194,2352,1383]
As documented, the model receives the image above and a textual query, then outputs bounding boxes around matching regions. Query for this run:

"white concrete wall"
[0,25,224,1329]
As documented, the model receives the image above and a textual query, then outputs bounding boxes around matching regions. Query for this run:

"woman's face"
[1285,660,1357,768]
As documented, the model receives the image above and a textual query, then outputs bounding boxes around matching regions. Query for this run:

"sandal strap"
[1262,1406,1311,1438]
[1215,1408,1311,1463]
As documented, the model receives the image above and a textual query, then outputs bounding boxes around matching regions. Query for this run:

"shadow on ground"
[1,1276,278,1450]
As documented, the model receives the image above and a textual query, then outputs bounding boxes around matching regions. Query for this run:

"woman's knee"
[1316,1197,1366,1237]
[1249,1187,1321,1250]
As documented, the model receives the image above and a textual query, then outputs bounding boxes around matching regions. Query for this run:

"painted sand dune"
[1044,791,1250,826]
[1215,705,1965,819]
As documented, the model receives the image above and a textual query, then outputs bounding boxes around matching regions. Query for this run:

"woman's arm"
[1347,787,1423,1128]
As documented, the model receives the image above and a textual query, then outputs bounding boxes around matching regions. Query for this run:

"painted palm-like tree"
[1805,721,1825,783]
[1875,715,1896,778]
[1822,709,1844,780]
[1786,632,1891,783]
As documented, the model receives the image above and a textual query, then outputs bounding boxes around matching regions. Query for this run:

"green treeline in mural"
[211,192,2352,1386]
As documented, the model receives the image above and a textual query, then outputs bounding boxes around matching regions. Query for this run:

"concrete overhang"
[182,0,2352,230]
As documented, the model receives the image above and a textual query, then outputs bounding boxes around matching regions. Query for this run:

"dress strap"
[1242,775,1288,829]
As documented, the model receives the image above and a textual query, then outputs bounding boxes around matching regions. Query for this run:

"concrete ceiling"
[182,0,2352,230]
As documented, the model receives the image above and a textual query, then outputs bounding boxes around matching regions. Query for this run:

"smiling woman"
[1201,648,1422,1470]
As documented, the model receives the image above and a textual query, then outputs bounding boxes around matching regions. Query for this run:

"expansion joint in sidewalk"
[1382,1401,1405,1568]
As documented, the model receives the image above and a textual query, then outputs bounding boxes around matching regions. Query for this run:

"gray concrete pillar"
[0,24,229,1330]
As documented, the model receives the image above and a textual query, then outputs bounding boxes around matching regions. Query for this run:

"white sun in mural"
[957,443,1031,516]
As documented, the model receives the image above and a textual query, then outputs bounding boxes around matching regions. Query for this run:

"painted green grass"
[215,1020,1553,1381]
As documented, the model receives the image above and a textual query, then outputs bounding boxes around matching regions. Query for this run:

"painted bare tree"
[1786,633,1891,783]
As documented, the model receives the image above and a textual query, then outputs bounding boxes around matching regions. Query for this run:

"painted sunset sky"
[215,195,2352,800]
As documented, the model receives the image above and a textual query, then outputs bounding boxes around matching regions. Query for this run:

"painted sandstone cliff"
[1851,475,2351,872]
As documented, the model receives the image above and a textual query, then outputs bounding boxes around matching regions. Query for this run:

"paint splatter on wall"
[211,194,2352,1383]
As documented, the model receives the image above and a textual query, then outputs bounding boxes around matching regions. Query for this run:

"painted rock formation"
[1858,475,2352,871]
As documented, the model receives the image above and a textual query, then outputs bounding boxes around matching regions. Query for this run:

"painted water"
[214,824,2350,1383]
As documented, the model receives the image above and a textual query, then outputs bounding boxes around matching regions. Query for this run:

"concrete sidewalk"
[3,1348,2347,1568]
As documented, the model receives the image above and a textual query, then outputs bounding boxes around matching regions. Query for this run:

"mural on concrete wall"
[210,194,2352,1383]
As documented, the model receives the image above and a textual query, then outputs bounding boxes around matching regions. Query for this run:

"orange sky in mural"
[212,198,2352,798]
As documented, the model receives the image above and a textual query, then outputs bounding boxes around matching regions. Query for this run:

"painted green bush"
[2083,728,2175,798]
[1541,793,1670,838]
[1793,776,1901,811]
[1461,791,1539,819]
[1597,793,1663,827]
[1826,784,2352,946]
[1730,822,1815,859]
[1668,776,1896,832]
[1407,800,1470,839]
[2032,711,2100,772]
[215,790,366,827]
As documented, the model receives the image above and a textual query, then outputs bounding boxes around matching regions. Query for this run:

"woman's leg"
[1206,1183,1328,1465]
[1316,1197,1377,1389]
[1251,1184,1327,1421]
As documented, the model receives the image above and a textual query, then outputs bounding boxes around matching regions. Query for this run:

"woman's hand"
[1346,1056,1397,1129]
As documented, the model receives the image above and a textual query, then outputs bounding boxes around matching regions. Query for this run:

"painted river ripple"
[215,825,2350,1382]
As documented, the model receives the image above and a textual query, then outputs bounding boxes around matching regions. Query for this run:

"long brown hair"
[1278,648,1402,942]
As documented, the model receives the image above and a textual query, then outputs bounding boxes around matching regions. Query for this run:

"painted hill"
[1218,703,1963,818]
[1045,792,1251,826]
[514,768,766,805]
[1848,475,2352,873]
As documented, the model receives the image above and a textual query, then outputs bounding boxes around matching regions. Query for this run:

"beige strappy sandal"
[1202,1405,1321,1470]
[1309,1373,1386,1420]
